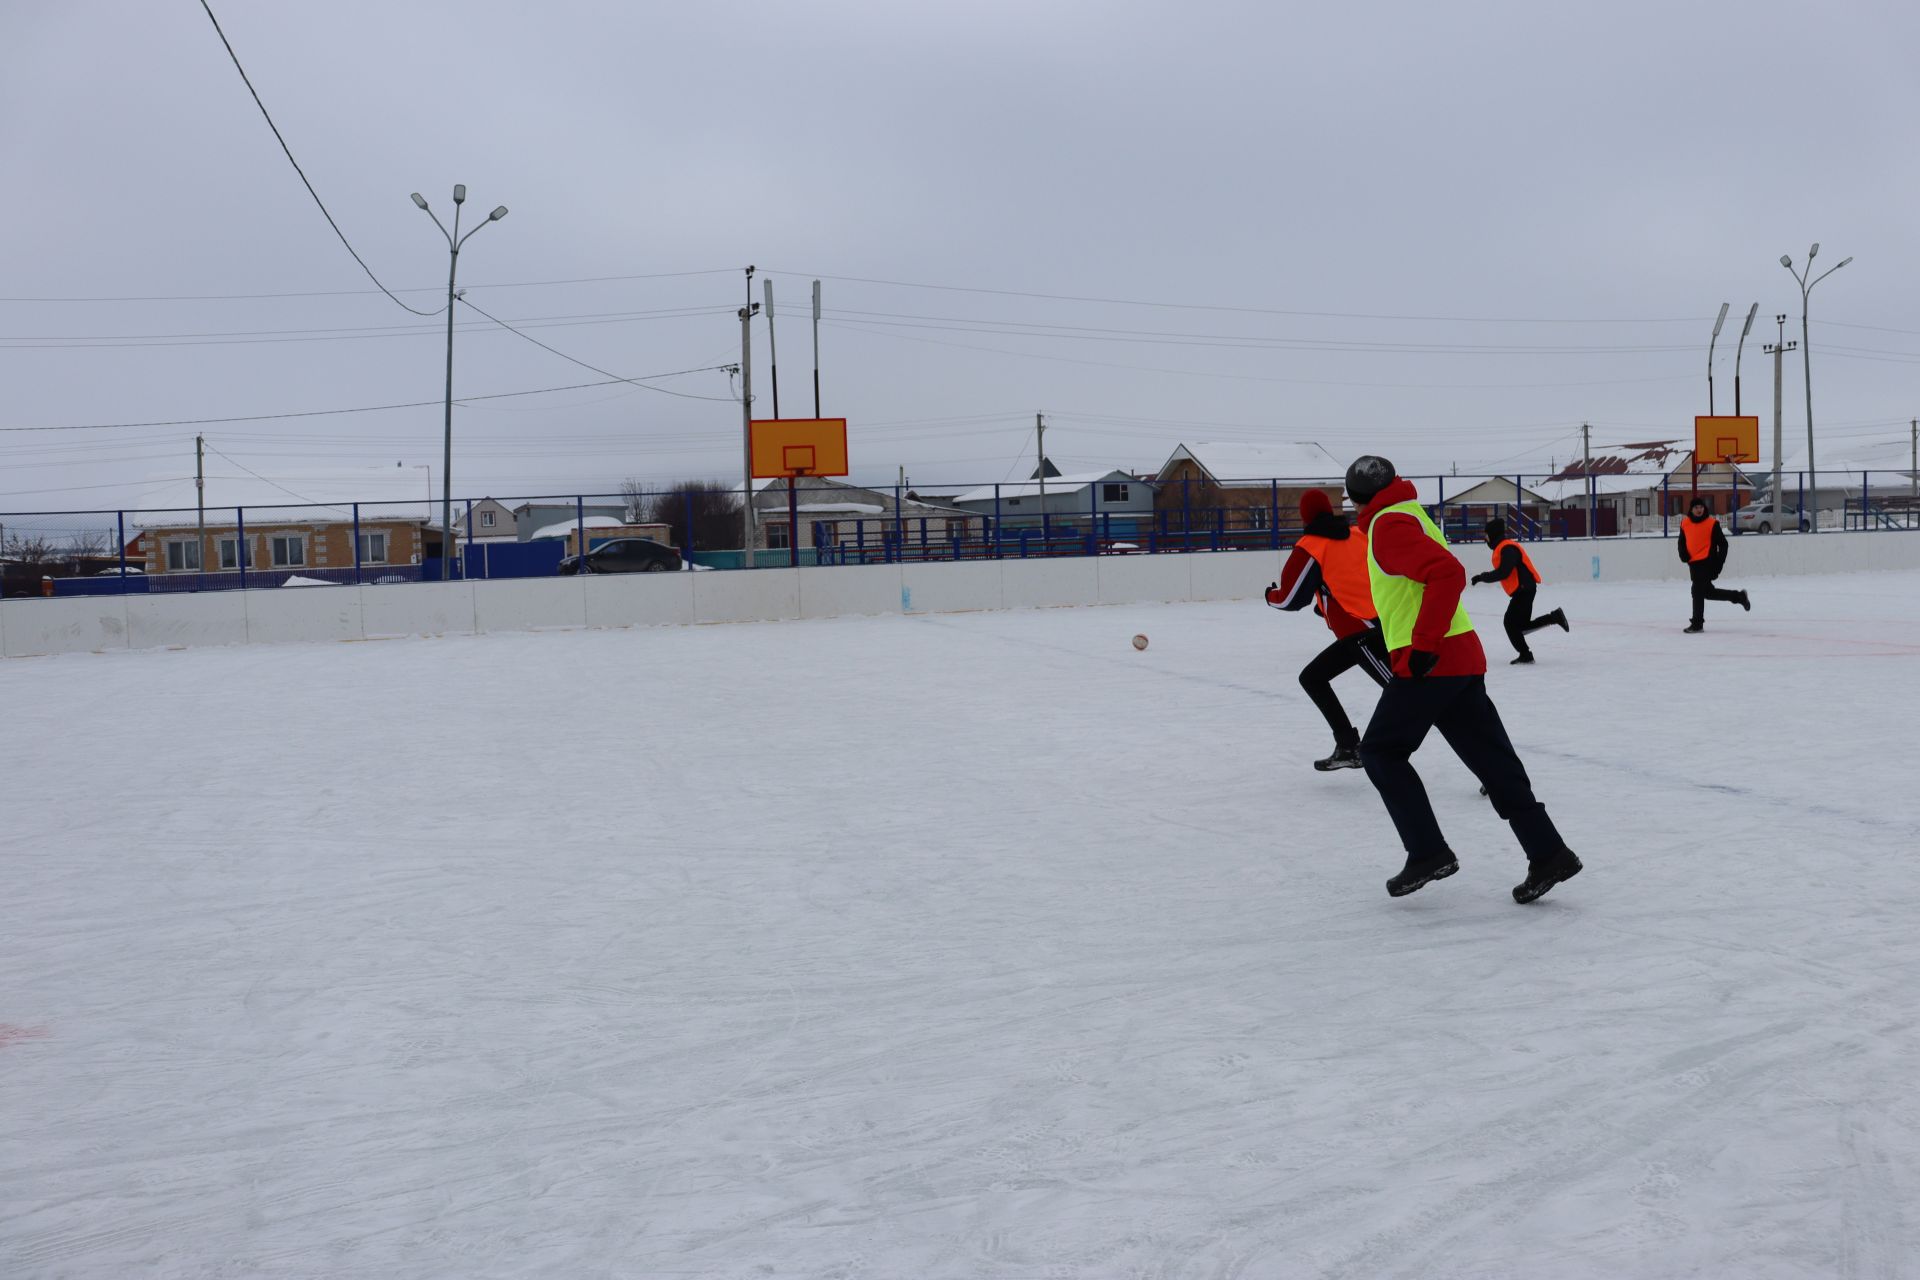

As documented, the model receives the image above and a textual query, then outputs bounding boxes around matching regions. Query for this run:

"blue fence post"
[465,499,476,574]
[575,495,586,573]
[1269,478,1280,549]
[1863,470,1870,530]
[1662,474,1670,538]
[1089,478,1098,555]
[682,489,694,560]
[237,507,247,590]
[116,511,127,580]
[1181,475,1191,552]
[993,484,1003,559]
[1798,472,1805,530]
[352,503,362,584]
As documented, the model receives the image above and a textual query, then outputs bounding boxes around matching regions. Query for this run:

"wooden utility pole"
[196,433,207,573]
[1582,422,1595,537]
[1763,315,1796,530]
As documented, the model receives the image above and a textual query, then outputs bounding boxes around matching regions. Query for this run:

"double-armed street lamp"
[1780,243,1852,532]
[411,185,508,576]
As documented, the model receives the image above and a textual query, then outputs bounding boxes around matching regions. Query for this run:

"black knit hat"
[1485,517,1507,543]
[1345,455,1396,505]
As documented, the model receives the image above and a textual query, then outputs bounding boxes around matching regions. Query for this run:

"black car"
[558,537,682,575]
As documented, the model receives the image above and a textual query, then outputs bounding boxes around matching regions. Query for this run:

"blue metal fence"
[9,469,1915,599]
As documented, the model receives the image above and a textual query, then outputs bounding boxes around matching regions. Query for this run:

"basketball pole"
[788,471,801,568]
[740,266,758,567]
[765,278,780,419]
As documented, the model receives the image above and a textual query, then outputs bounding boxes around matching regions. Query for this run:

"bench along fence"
[3,469,1914,599]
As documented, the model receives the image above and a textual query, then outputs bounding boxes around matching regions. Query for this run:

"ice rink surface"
[4,568,1918,1278]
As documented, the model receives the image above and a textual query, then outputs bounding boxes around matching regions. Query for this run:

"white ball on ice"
[1132,634,1149,651]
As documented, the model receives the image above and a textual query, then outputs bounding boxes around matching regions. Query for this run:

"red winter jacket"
[1356,478,1487,678]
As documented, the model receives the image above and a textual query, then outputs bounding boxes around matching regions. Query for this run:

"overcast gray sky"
[4,0,1918,524]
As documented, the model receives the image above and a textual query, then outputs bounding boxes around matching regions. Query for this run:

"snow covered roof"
[1157,442,1346,485]
[951,470,1135,504]
[1533,475,1666,504]
[529,515,644,540]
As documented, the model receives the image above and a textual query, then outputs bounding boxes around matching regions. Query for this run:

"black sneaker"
[1683,622,1703,634]
[1512,851,1583,904]
[1553,609,1570,632]
[1510,652,1535,665]
[1314,744,1363,771]
[1738,591,1751,612]
[1386,851,1459,898]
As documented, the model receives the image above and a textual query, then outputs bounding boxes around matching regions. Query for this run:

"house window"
[358,532,388,564]
[479,510,496,528]
[1006,497,1021,506]
[164,538,202,572]
[1248,505,1268,529]
[218,537,250,570]
[1103,483,1130,503]
[271,534,306,567]
[1635,497,1651,516]
[766,522,790,549]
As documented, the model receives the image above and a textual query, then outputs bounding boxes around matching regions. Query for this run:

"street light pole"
[1707,302,1730,416]
[1732,302,1757,416]
[412,185,508,578]
[1781,243,1852,534]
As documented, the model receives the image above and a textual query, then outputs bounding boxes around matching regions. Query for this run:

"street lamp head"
[410,192,428,209]
[1711,302,1730,338]
[488,205,508,221]
[1779,254,1793,268]
[1808,242,1819,260]
[1837,256,1854,269]
[452,184,467,204]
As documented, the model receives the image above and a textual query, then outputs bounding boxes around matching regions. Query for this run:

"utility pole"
[1911,418,1917,502]
[1035,414,1047,537]
[1582,423,1595,538]
[196,433,207,575]
[811,279,822,417]
[764,278,780,419]
[739,266,758,566]
[1763,315,1795,531]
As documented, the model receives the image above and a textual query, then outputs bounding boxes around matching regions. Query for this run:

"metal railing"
[3,470,1913,599]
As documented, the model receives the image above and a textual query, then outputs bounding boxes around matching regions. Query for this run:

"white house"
[948,469,1155,534]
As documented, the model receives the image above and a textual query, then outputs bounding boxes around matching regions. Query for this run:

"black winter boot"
[1683,621,1703,634]
[1510,652,1535,665]
[1552,609,1570,632]
[1512,850,1583,904]
[1314,743,1364,771]
[1386,850,1459,898]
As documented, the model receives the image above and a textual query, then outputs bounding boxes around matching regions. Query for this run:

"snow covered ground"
[4,569,1917,1278]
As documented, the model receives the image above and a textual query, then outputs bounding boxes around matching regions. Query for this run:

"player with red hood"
[1345,455,1585,904]
[1265,487,1391,770]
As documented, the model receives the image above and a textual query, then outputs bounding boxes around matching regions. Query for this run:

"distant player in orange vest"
[1678,495,1750,633]
[1469,518,1568,664]
[1266,488,1391,771]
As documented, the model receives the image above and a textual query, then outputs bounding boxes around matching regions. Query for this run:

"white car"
[1732,503,1809,534]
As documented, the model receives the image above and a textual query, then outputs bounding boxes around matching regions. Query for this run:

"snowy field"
[4,568,1918,1279]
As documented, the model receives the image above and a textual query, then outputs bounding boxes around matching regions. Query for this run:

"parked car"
[557,538,682,575]
[1732,503,1810,534]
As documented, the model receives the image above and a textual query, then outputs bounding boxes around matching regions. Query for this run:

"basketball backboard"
[750,418,849,479]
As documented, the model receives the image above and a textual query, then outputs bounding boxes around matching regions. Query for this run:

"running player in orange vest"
[1265,488,1391,771]
[1678,495,1750,633]
[1469,518,1568,664]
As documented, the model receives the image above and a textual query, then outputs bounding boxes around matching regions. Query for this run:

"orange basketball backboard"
[750,418,848,478]
[1694,415,1759,465]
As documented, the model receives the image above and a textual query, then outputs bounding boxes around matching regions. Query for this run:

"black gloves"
[1406,649,1439,679]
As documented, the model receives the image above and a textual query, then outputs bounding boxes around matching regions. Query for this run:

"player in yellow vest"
[1345,456,1584,904]
[1469,517,1568,664]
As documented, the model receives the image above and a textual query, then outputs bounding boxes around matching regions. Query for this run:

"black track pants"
[1502,585,1557,657]
[1690,564,1742,626]
[1299,629,1392,748]
[1359,673,1569,863]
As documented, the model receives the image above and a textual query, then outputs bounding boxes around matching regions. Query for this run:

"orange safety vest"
[1296,531,1378,621]
[1489,538,1541,595]
[1681,515,1718,563]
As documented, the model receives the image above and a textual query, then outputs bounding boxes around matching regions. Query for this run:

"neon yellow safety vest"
[1365,499,1476,651]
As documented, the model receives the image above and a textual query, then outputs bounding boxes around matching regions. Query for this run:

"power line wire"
[195,0,442,318]
[0,268,739,305]
[455,297,738,402]
[0,369,730,433]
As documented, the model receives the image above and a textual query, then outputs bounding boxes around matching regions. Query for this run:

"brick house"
[138,512,432,578]
[1153,442,1347,535]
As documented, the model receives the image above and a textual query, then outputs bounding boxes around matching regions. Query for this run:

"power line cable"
[195,0,442,318]
[0,369,730,433]
[0,268,739,305]
[455,296,737,402]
